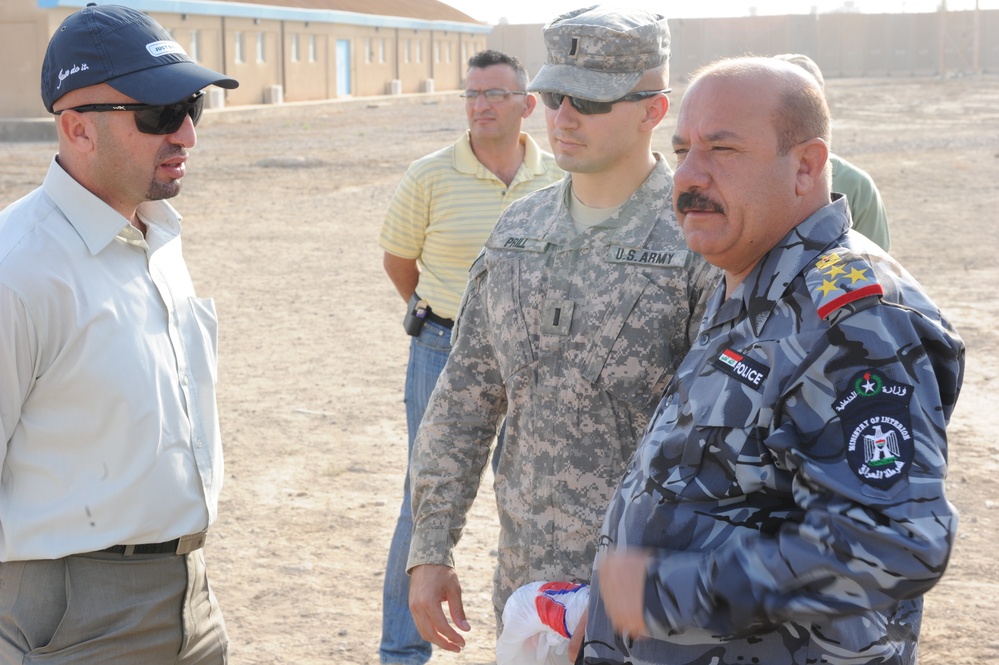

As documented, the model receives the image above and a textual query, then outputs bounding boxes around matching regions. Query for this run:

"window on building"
[291,33,300,62]
[309,34,317,63]
[379,38,386,64]
[416,40,422,64]
[365,38,373,64]
[256,32,265,63]
[404,39,410,64]
[434,41,440,64]
[446,42,452,64]
[189,30,200,62]
[234,31,244,64]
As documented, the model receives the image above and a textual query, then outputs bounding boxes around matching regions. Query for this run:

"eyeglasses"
[460,89,528,103]
[539,89,670,115]
[53,91,206,135]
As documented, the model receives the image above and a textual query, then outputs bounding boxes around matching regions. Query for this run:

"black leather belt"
[102,531,207,557]
[425,310,454,329]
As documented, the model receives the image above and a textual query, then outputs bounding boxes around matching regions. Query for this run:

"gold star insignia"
[817,278,841,296]
[824,264,847,278]
[846,267,869,284]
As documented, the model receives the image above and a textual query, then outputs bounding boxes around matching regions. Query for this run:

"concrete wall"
[491,9,999,85]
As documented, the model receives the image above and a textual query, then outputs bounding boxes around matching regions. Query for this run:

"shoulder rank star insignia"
[809,251,884,319]
[835,369,914,490]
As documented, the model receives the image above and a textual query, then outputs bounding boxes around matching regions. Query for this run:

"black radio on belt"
[403,293,429,336]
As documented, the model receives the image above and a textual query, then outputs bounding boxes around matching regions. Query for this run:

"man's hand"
[597,549,651,641]
[409,564,471,652]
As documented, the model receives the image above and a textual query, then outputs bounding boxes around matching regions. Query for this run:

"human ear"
[57,110,98,155]
[795,138,829,195]
[523,92,537,118]
[640,94,669,131]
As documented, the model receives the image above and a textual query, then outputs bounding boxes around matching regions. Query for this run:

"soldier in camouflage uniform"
[406,6,718,655]
[584,57,965,665]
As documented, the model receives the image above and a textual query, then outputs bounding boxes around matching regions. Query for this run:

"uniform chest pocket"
[680,367,779,499]
[579,272,683,411]
[482,256,537,381]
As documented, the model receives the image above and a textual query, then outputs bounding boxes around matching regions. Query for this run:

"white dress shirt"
[0,157,223,561]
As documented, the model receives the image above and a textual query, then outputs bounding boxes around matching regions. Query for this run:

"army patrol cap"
[528,5,670,102]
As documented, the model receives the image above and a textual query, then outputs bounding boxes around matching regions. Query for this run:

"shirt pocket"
[482,254,537,382]
[679,365,776,501]
[580,272,681,411]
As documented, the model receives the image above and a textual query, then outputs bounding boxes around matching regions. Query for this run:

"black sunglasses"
[540,89,670,115]
[53,91,206,135]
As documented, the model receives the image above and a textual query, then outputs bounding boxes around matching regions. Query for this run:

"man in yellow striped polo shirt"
[377,49,562,665]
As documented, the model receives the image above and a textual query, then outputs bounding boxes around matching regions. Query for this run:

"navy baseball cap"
[42,3,238,113]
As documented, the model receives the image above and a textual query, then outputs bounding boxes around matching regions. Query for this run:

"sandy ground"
[1,75,997,664]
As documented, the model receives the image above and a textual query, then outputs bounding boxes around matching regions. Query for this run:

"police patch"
[836,369,914,489]
[713,348,769,391]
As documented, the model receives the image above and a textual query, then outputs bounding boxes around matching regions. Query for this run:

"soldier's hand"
[597,549,651,641]
[409,564,470,652]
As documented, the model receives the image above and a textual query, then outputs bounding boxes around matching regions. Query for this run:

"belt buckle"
[175,531,207,555]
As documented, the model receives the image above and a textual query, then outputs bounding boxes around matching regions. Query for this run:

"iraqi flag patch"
[836,369,914,489]
[713,348,769,391]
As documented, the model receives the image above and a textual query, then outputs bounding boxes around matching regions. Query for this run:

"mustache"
[156,145,189,162]
[675,191,724,215]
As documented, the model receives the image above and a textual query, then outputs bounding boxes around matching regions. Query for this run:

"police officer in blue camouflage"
[406,5,718,656]
[583,57,965,665]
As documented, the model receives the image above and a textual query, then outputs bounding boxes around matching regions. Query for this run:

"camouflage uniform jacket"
[584,196,965,665]
[408,157,719,619]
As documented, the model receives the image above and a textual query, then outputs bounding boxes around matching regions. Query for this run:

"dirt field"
[1,75,997,664]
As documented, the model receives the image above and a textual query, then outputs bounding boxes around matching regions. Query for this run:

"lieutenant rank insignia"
[808,251,884,319]
[835,369,914,490]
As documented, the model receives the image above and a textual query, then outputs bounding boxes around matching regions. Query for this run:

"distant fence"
[490,9,998,83]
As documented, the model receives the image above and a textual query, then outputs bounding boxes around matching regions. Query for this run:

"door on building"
[336,39,351,96]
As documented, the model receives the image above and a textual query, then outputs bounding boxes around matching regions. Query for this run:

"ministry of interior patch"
[808,251,884,319]
[835,369,914,489]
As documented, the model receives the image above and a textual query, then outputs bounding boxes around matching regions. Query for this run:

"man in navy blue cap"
[0,4,237,663]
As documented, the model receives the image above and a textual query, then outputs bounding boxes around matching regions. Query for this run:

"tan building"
[1,0,490,118]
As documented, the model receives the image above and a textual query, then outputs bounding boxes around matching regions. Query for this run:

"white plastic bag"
[496,581,590,665]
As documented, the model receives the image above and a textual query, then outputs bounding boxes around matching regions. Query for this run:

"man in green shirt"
[775,53,891,251]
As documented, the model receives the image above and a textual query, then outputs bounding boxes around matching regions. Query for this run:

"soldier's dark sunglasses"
[54,91,206,135]
[539,89,670,115]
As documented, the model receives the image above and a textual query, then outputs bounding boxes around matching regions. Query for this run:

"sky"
[439,0,998,25]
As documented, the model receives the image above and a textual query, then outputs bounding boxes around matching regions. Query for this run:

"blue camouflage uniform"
[584,196,965,665]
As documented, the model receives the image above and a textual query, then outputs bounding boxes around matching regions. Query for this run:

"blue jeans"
[381,320,452,665]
